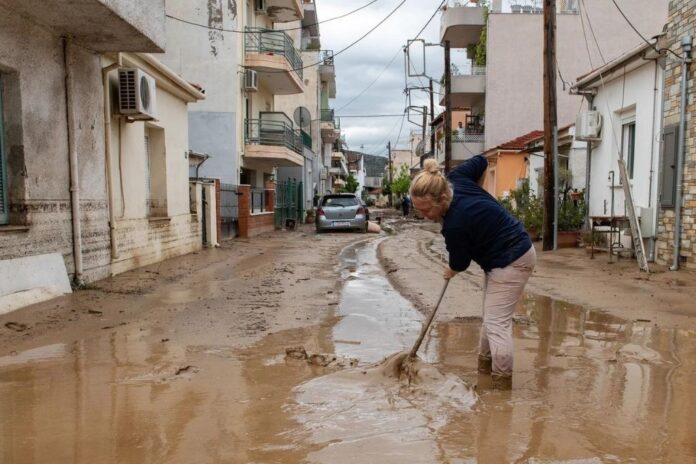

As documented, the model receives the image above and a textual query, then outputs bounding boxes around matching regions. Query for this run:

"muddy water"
[1,239,696,463]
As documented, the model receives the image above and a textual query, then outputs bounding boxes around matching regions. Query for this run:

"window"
[622,122,636,179]
[0,77,7,225]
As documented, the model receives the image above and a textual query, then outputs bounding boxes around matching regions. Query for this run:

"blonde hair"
[410,159,453,204]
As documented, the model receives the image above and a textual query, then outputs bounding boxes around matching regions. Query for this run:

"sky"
[317,0,457,157]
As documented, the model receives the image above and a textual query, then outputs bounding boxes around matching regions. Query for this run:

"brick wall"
[237,185,276,238]
[656,0,696,268]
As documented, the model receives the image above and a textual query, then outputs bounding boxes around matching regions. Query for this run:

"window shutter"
[660,124,678,208]
[0,78,8,225]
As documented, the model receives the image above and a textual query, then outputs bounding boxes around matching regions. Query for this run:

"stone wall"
[655,0,696,269]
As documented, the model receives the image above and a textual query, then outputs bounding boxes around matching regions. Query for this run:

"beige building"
[440,0,669,154]
[104,53,206,275]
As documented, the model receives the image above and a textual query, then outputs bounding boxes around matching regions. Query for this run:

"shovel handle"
[408,279,450,359]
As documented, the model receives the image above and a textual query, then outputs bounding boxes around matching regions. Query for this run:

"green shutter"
[0,77,8,225]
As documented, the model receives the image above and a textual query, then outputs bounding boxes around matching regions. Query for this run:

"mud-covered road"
[1,219,696,463]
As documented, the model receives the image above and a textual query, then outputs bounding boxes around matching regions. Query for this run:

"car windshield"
[322,196,359,207]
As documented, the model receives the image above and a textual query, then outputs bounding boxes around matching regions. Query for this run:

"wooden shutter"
[660,124,678,208]
[0,78,8,225]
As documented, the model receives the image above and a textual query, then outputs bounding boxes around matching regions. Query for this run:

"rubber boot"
[477,355,492,374]
[491,373,512,391]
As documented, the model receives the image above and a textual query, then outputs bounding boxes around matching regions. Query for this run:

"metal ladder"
[617,158,649,273]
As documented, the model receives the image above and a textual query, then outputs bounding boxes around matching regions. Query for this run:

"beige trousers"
[480,246,536,377]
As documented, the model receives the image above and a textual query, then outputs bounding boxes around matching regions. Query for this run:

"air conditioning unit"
[255,0,266,13]
[245,69,258,92]
[575,111,602,141]
[118,68,157,120]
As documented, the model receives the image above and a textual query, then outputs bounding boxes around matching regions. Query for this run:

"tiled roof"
[496,130,545,151]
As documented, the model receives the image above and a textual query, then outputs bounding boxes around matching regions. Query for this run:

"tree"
[344,174,359,193]
[390,164,411,198]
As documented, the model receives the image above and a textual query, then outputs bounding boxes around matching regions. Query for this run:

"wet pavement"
[1,237,696,463]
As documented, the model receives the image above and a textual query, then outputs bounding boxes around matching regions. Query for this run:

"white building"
[571,42,664,259]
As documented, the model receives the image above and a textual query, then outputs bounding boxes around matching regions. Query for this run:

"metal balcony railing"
[497,0,578,14]
[320,109,334,122]
[452,130,485,143]
[245,27,304,79]
[245,117,303,155]
[321,50,334,66]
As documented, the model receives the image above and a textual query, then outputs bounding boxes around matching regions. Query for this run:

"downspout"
[584,94,594,230]
[671,36,692,271]
[102,54,122,261]
[647,58,661,262]
[63,37,84,287]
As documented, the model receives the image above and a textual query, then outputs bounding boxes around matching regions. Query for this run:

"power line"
[579,0,606,64]
[609,0,681,60]
[336,48,402,112]
[336,114,405,118]
[165,0,382,34]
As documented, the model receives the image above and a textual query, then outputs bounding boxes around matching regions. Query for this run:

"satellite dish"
[294,106,311,129]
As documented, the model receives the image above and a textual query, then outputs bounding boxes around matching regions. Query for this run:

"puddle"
[1,238,696,463]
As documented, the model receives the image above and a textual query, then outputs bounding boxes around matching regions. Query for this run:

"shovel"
[399,278,450,375]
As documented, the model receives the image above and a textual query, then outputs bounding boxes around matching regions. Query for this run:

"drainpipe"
[102,54,122,261]
[647,58,662,262]
[671,36,692,271]
[63,37,84,287]
[584,94,594,230]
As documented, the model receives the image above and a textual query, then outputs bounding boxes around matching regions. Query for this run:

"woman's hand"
[443,267,458,280]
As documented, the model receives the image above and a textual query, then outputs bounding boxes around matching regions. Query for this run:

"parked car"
[316,193,368,233]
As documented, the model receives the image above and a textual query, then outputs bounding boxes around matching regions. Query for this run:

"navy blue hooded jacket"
[442,155,532,273]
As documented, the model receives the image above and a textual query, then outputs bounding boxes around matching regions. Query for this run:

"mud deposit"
[1,238,696,463]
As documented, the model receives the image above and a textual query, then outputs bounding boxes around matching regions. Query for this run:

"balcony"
[329,152,348,177]
[319,50,336,98]
[452,130,485,161]
[440,1,486,48]
[1,0,165,52]
[245,28,304,95]
[440,66,485,108]
[320,109,340,142]
[266,0,304,22]
[302,0,320,49]
[244,113,303,168]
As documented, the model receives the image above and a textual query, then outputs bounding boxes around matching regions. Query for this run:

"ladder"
[617,158,649,273]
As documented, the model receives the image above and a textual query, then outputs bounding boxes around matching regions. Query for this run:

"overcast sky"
[317,0,463,157]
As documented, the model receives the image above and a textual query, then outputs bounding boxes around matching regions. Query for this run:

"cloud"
[317,0,447,155]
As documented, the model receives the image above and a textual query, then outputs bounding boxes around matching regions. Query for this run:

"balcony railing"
[321,50,334,66]
[494,0,578,14]
[245,117,303,155]
[452,131,485,143]
[245,27,303,79]
[321,109,334,122]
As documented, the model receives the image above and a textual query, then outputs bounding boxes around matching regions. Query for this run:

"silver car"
[316,193,368,233]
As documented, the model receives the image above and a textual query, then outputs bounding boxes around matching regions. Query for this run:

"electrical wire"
[165,0,382,34]
[336,48,403,112]
[609,0,682,60]
[579,0,606,64]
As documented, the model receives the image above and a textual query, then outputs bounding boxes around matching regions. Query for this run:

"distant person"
[456,121,465,139]
[401,194,411,217]
[409,156,535,390]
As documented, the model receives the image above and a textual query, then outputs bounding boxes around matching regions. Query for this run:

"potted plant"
[557,199,585,248]
[305,208,316,224]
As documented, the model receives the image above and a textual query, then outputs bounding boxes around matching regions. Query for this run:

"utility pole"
[387,141,393,207]
[444,40,452,175]
[421,105,427,169]
[427,79,435,168]
[542,0,557,251]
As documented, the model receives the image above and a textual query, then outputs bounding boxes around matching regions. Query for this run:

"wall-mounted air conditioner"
[255,0,266,13]
[245,69,258,92]
[575,111,602,141]
[118,68,157,120]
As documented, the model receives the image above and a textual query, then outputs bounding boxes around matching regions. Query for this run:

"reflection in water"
[0,239,695,463]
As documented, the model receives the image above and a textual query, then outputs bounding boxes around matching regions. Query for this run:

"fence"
[219,183,239,238]
[251,189,266,214]
[275,179,303,229]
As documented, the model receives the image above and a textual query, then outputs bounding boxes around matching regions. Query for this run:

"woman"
[410,156,535,390]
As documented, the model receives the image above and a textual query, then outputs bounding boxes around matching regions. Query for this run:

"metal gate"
[275,179,304,228]
[219,183,239,238]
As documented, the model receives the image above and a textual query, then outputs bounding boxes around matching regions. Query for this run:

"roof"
[490,130,545,152]
[571,41,657,92]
